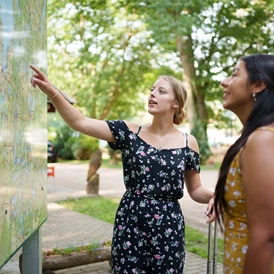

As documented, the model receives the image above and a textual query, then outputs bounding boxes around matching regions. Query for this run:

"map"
[0,0,47,268]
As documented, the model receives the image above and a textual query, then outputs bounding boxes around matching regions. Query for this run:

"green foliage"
[47,0,173,123]
[54,124,78,160]
[48,113,98,160]
[119,0,274,129]
[191,118,212,164]
[47,0,274,140]
[120,0,210,51]
[51,124,98,160]
[71,134,99,160]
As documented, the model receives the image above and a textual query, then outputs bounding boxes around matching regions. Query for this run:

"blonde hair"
[157,75,187,125]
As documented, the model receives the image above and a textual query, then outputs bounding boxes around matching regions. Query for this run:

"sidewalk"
[0,164,223,274]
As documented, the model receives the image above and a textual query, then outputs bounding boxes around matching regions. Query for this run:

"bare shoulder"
[123,120,141,134]
[188,134,199,153]
[242,125,274,163]
[246,125,274,148]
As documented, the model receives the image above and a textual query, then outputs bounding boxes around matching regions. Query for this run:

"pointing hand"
[30,65,58,98]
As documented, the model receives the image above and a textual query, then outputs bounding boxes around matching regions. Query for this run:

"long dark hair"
[214,54,274,230]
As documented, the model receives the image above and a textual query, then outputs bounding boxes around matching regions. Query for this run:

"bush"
[54,125,78,160]
[53,124,98,160]
[72,134,99,160]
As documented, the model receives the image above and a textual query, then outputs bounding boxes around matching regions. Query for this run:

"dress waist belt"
[125,189,178,202]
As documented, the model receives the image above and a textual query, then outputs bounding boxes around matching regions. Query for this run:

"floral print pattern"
[224,145,274,274]
[223,150,248,274]
[106,120,200,274]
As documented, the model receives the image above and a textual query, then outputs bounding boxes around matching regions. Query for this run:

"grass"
[57,159,89,164]
[57,158,219,170]
[57,196,223,263]
[56,158,123,169]
[185,225,223,263]
[58,196,120,224]
[101,159,123,169]
[201,162,221,170]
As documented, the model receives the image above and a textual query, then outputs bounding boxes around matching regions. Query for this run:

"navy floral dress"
[106,120,200,274]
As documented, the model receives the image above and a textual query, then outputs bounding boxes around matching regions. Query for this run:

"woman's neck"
[149,119,175,136]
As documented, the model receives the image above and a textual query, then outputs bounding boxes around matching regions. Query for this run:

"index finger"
[30,65,45,77]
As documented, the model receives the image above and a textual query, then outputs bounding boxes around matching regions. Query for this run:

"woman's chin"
[222,102,230,110]
[147,109,156,115]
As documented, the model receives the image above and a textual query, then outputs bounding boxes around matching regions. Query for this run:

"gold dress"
[223,127,274,273]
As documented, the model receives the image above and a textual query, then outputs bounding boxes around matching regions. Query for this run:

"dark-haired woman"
[215,53,274,274]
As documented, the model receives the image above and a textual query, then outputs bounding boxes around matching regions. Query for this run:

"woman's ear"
[173,100,179,109]
[253,82,267,94]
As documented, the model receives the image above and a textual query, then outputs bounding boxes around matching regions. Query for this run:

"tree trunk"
[176,35,210,136]
[86,149,102,195]
[19,246,111,273]
[176,36,196,129]
[42,247,111,271]
[196,90,208,129]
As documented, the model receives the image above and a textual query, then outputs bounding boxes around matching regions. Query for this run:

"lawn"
[58,158,220,170]
[57,196,223,263]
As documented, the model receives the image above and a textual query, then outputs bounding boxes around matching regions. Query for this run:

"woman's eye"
[231,71,237,77]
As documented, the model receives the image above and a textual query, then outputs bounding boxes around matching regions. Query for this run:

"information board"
[0,0,47,268]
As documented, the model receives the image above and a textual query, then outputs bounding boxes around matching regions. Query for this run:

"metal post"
[213,222,218,274]
[22,228,42,274]
[207,222,212,274]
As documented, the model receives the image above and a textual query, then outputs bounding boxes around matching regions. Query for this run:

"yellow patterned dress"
[223,127,274,274]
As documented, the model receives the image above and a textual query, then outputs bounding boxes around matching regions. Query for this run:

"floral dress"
[106,120,200,274]
[223,127,274,274]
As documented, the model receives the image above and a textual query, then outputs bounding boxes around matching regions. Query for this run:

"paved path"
[48,163,219,235]
[0,163,223,274]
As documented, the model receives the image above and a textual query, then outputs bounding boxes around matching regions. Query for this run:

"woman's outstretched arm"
[30,65,115,142]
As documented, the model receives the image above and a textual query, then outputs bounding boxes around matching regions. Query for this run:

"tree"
[47,1,182,191]
[47,0,175,123]
[48,0,274,166]
[119,0,274,132]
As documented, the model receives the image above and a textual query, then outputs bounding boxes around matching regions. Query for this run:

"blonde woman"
[30,66,214,274]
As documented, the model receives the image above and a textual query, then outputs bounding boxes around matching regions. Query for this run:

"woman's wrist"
[48,89,59,99]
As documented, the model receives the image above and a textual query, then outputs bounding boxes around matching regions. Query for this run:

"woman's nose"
[220,78,228,87]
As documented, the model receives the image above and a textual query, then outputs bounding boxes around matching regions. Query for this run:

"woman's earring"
[253,92,257,102]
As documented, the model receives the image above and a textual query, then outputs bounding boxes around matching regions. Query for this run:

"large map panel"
[0,0,47,268]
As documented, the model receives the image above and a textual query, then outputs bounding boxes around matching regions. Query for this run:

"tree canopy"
[47,0,177,121]
[47,0,274,161]
[119,0,274,128]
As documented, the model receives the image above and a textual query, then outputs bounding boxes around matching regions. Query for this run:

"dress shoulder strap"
[258,127,274,133]
[136,125,142,136]
[184,132,188,147]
